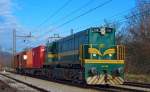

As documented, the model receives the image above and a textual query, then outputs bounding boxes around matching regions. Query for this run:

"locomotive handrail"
[117,45,125,60]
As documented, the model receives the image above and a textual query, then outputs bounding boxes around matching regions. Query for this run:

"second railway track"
[0,72,49,92]
[124,81,150,89]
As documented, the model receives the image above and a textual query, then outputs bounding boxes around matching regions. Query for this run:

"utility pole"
[12,29,16,70]
[12,29,32,69]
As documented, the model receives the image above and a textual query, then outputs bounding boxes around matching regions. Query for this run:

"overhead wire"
[32,0,94,37]
[28,0,147,46]
[38,7,150,45]
[72,6,150,33]
[72,7,135,31]
[24,0,73,48]
[29,0,113,45]
[116,9,150,24]
[19,3,150,49]
[34,0,73,32]
[37,0,113,39]
[48,0,95,26]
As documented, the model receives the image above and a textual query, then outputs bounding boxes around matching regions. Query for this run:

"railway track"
[50,79,150,92]
[124,81,150,89]
[0,72,49,92]
[2,71,150,92]
[104,85,150,92]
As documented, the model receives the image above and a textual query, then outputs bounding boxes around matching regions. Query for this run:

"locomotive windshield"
[81,27,116,60]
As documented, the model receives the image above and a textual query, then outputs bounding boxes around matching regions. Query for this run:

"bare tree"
[124,0,150,74]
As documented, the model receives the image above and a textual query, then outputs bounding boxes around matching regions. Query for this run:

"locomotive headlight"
[93,54,96,57]
[109,54,112,57]
[100,27,106,35]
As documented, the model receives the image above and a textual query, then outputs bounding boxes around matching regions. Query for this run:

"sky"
[0,0,136,52]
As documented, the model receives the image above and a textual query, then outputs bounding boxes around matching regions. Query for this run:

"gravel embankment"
[0,74,40,92]
[0,72,104,92]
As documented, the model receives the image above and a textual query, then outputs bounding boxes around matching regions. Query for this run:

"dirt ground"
[0,80,16,92]
[0,73,40,92]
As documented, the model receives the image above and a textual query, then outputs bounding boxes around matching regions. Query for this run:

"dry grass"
[125,74,150,83]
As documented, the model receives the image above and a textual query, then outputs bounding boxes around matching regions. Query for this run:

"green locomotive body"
[44,27,125,85]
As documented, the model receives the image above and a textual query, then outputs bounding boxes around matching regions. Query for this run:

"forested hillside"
[117,0,150,74]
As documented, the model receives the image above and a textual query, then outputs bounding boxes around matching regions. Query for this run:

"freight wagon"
[15,45,45,75]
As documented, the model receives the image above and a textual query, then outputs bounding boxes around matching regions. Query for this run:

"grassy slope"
[125,74,150,83]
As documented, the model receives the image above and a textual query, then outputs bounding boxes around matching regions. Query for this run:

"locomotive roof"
[47,26,114,44]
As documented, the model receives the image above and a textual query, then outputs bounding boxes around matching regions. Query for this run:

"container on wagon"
[32,45,45,68]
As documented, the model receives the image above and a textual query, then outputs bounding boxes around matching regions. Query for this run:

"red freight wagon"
[14,46,45,74]
[32,45,45,68]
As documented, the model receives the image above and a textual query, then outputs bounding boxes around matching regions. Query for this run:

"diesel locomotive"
[14,26,125,85]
